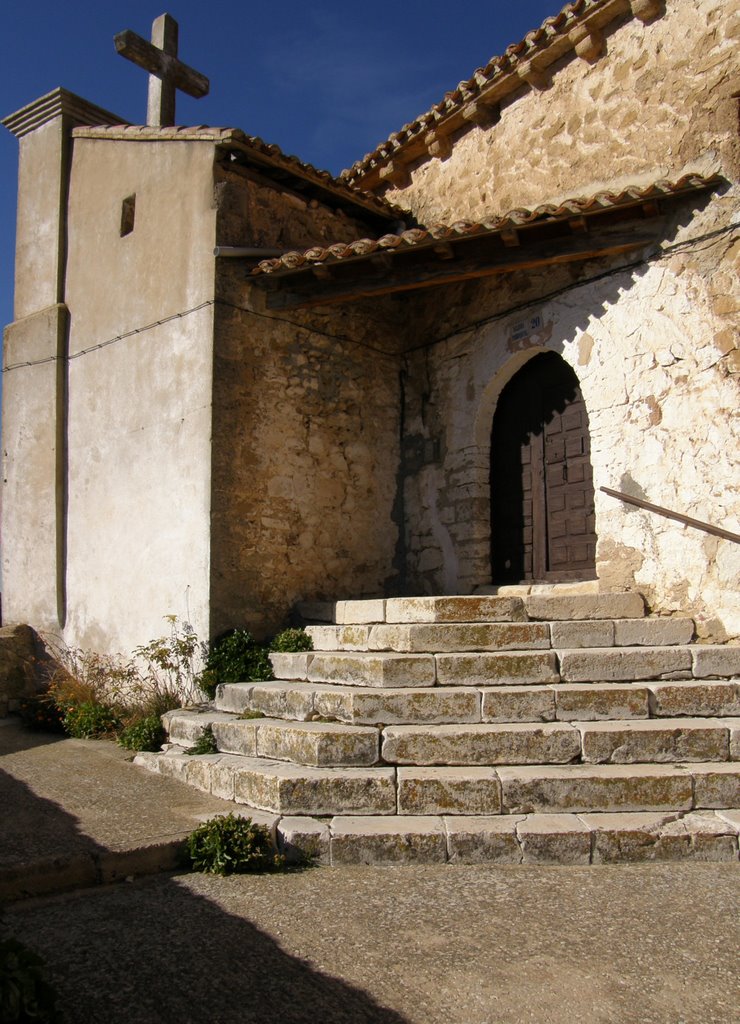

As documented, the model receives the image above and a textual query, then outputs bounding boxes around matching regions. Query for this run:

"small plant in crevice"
[202,629,274,693]
[186,813,285,875]
[186,724,218,756]
[238,709,265,720]
[117,713,166,753]
[0,937,64,1023]
[269,628,313,653]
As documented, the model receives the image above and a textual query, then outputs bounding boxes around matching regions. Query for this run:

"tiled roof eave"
[248,174,722,281]
[71,124,406,222]
[340,0,665,191]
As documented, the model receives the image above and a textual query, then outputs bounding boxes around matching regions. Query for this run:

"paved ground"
[1,717,739,1024]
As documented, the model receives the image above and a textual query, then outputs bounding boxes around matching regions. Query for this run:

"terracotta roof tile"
[340,0,656,189]
[249,174,720,277]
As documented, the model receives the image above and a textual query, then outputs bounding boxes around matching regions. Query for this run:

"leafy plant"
[238,709,264,720]
[187,724,218,756]
[0,938,63,1023]
[204,630,273,688]
[270,628,313,653]
[186,814,284,875]
[117,713,165,752]
[61,700,119,739]
[133,616,207,708]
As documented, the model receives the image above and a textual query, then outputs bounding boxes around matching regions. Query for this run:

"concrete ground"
[1,718,739,1024]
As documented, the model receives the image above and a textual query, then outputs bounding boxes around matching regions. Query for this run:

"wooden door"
[490,352,596,583]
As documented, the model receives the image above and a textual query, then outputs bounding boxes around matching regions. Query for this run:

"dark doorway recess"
[490,351,597,583]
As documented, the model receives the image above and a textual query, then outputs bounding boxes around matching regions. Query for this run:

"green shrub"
[186,724,218,756]
[61,701,119,739]
[270,628,313,653]
[117,713,165,752]
[186,813,284,875]
[204,630,273,687]
[0,938,63,1023]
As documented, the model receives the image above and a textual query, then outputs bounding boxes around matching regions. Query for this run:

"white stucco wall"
[62,138,217,654]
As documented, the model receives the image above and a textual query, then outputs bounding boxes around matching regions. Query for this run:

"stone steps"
[305,617,695,653]
[135,750,739,818]
[165,708,740,768]
[215,678,740,724]
[329,592,646,624]
[134,588,740,865]
[271,645,740,687]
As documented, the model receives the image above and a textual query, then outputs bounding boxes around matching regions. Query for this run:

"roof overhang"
[241,174,721,310]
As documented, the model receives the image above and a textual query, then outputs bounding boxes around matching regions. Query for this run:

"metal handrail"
[600,487,740,544]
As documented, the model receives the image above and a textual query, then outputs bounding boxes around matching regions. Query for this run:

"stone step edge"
[299,592,648,625]
[137,749,740,815]
[270,646,740,686]
[280,809,740,865]
[304,617,697,653]
[216,679,740,723]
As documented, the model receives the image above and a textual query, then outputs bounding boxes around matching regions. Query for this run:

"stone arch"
[489,350,597,583]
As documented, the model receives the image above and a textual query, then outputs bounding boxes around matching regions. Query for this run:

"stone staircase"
[134,590,740,866]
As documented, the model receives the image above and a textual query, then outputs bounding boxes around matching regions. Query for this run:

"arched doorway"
[490,351,596,583]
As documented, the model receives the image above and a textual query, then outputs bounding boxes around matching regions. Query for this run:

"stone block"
[185,754,223,793]
[368,622,549,653]
[256,720,379,767]
[209,754,243,801]
[335,599,386,624]
[211,719,260,757]
[277,816,331,865]
[648,680,740,718]
[330,816,448,864]
[729,720,740,760]
[614,617,694,646]
[526,592,645,621]
[384,595,526,623]
[480,686,556,722]
[232,759,396,815]
[550,620,614,648]
[269,652,313,680]
[382,722,580,766]
[306,625,372,651]
[444,816,524,864]
[214,682,254,713]
[690,763,740,808]
[436,651,559,686]
[316,687,480,726]
[149,748,191,783]
[554,683,649,721]
[165,711,235,746]
[516,813,592,864]
[498,763,693,814]
[578,719,730,763]
[558,646,692,682]
[715,809,740,831]
[692,646,740,678]
[397,767,501,814]
[308,652,436,688]
[248,682,316,721]
[584,811,738,863]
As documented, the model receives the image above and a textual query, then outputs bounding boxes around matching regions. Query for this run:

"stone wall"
[211,170,404,639]
[370,0,740,638]
[398,191,739,638]
[380,0,738,223]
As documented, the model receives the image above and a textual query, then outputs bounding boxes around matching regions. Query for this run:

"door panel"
[490,351,597,583]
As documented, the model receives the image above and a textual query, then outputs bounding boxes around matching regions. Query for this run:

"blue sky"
[1,0,560,332]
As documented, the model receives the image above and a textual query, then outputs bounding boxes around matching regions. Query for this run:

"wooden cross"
[114,13,209,127]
